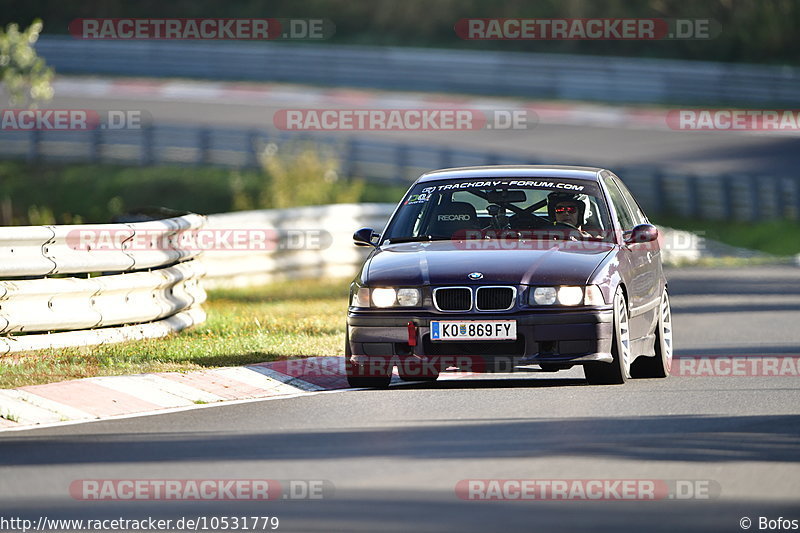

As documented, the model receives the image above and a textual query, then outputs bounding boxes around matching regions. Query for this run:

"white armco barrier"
[0,213,205,278]
[0,260,206,335]
[0,306,206,355]
[0,214,208,353]
[202,203,395,288]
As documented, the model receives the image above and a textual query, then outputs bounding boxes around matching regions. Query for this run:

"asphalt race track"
[40,81,800,176]
[1,80,799,531]
[1,266,798,532]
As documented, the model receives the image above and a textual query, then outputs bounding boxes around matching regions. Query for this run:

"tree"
[0,19,54,108]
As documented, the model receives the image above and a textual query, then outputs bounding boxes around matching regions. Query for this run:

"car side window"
[602,176,636,231]
[612,176,647,226]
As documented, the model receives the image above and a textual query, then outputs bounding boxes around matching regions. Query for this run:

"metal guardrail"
[202,203,392,288]
[0,214,207,353]
[0,261,206,334]
[2,123,799,221]
[0,214,206,278]
[0,307,206,355]
[34,36,800,106]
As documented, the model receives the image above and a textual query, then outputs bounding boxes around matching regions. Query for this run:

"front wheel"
[344,335,392,388]
[397,361,439,382]
[345,359,392,388]
[631,289,673,378]
[584,287,631,385]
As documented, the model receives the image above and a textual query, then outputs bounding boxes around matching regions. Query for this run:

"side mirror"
[624,223,658,244]
[353,227,379,247]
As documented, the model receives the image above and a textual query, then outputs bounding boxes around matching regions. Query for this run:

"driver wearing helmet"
[547,192,600,239]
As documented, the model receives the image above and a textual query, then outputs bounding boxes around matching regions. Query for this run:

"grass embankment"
[652,216,800,257]
[0,160,406,225]
[0,278,351,389]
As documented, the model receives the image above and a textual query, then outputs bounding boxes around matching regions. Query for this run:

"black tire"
[631,289,673,379]
[344,334,392,388]
[398,363,440,382]
[584,287,631,385]
[538,364,564,372]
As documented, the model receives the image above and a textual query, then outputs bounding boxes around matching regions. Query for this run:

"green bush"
[256,142,365,209]
[0,151,394,225]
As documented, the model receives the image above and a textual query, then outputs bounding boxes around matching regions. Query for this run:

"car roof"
[415,165,605,184]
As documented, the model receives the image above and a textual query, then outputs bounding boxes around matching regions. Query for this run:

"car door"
[611,174,664,303]
[601,173,654,342]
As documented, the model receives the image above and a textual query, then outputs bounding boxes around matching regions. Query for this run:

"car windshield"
[383,177,614,243]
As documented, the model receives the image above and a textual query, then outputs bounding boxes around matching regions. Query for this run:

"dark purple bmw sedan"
[346,166,673,387]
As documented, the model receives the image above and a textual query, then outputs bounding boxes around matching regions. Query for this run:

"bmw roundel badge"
[468,272,484,280]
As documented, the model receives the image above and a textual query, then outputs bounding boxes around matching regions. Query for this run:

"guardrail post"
[140,125,154,166]
[749,175,762,220]
[198,128,211,165]
[90,127,102,163]
[395,144,408,182]
[27,130,41,162]
[774,177,787,219]
[686,175,702,219]
[794,177,800,220]
[246,129,261,168]
[721,175,735,220]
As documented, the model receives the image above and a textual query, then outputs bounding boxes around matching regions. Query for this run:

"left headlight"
[371,288,397,307]
[350,287,421,308]
[396,288,421,306]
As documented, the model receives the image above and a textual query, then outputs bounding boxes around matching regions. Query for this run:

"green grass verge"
[0,160,406,225]
[0,278,351,389]
[652,216,800,257]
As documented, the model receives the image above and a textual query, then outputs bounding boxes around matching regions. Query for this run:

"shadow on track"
[2,414,799,466]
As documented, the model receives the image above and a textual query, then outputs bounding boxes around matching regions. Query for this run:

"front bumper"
[347,308,614,372]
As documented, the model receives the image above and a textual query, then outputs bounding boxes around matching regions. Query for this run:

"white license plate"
[430,320,517,341]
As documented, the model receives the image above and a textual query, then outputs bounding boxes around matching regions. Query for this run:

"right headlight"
[557,286,583,306]
[529,285,606,306]
[532,287,558,305]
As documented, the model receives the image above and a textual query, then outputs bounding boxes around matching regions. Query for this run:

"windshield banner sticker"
[432,180,585,192]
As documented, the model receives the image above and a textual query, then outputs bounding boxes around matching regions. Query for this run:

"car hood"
[364,240,615,286]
